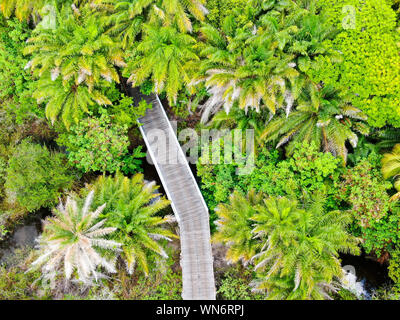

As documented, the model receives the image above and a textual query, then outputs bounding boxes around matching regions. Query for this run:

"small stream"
[0,215,43,266]
[340,253,391,298]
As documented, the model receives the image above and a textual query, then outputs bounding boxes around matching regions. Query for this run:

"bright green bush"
[389,249,400,285]
[197,141,342,226]
[315,0,400,127]
[5,140,74,211]
[57,112,144,174]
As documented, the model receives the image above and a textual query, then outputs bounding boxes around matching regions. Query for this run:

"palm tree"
[0,0,43,21]
[24,9,126,91]
[102,0,148,49]
[260,84,369,163]
[152,0,208,33]
[251,193,359,299]
[32,76,111,128]
[31,191,122,285]
[126,24,199,106]
[214,190,360,299]
[101,0,207,45]
[193,17,299,123]
[213,190,263,265]
[382,144,400,201]
[89,172,177,276]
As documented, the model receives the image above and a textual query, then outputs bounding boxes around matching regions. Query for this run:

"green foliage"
[206,0,253,28]
[0,17,41,122]
[382,144,400,201]
[217,266,264,300]
[213,190,263,264]
[0,265,41,299]
[389,248,400,284]
[0,0,44,22]
[261,85,369,163]
[195,0,338,124]
[88,172,176,276]
[338,153,392,227]
[31,191,122,285]
[125,25,199,106]
[57,112,144,174]
[109,96,150,128]
[197,141,342,224]
[24,6,123,127]
[338,152,399,256]
[5,140,74,211]
[315,0,400,127]
[126,268,182,300]
[360,209,400,257]
[214,191,360,300]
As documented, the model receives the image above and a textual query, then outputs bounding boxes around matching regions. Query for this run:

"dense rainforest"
[0,0,400,300]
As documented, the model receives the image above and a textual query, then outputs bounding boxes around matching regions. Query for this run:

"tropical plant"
[214,189,360,300]
[154,0,208,33]
[382,144,400,201]
[56,112,135,173]
[194,18,298,123]
[24,8,126,89]
[23,6,124,127]
[125,25,199,105]
[103,0,208,49]
[89,172,177,276]
[5,139,74,211]
[32,76,111,127]
[31,191,122,285]
[0,0,43,21]
[251,194,360,300]
[260,84,369,163]
[213,190,263,264]
[102,0,146,50]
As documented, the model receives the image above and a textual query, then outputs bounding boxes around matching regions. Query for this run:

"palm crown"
[24,9,126,90]
[126,24,199,105]
[89,172,177,276]
[260,84,369,163]
[194,18,299,123]
[31,191,122,285]
[214,190,360,300]
[24,7,123,127]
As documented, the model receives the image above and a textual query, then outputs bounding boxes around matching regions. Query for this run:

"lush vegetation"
[0,0,400,300]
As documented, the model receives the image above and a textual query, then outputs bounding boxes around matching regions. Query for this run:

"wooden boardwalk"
[129,88,216,300]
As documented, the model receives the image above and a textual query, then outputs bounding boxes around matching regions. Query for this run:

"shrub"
[217,267,264,300]
[0,17,41,122]
[206,0,255,28]
[57,112,144,174]
[315,0,400,127]
[0,266,41,300]
[197,141,342,227]
[5,140,74,211]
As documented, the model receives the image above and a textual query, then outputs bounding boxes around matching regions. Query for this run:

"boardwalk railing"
[129,87,216,300]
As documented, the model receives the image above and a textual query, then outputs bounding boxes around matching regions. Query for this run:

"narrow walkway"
[128,87,216,300]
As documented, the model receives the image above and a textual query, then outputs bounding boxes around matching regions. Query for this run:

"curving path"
[128,87,216,300]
